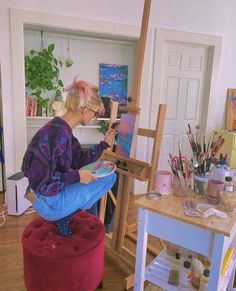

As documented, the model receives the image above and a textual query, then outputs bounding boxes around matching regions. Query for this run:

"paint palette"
[81,160,116,178]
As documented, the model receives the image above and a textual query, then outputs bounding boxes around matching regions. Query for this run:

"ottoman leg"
[97,280,103,289]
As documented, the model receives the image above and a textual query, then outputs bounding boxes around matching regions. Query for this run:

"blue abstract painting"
[115,113,137,158]
[99,63,128,109]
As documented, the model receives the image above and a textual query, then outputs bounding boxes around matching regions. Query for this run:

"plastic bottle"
[224,176,234,192]
[199,269,210,291]
[181,260,191,286]
[211,164,229,182]
[232,171,236,191]
[191,258,203,289]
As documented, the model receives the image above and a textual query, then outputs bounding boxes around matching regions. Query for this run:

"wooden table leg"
[134,208,148,291]
[208,233,225,290]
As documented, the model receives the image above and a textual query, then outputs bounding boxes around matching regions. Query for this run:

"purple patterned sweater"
[21,117,109,196]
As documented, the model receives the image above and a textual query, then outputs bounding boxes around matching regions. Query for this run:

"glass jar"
[207,179,224,205]
[193,174,208,197]
[172,175,188,197]
[219,190,236,212]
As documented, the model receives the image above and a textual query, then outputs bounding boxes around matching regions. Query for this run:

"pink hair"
[64,75,105,117]
[64,75,91,107]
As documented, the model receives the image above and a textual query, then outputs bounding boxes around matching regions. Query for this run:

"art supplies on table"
[154,170,172,195]
[187,124,225,176]
[168,150,190,197]
[81,160,116,178]
[182,202,228,219]
[146,190,162,200]
[168,269,179,286]
[182,200,201,217]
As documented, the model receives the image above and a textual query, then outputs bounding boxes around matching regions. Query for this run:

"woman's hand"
[104,129,116,146]
[78,169,97,184]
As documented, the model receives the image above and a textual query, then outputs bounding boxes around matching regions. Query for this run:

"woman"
[22,75,116,236]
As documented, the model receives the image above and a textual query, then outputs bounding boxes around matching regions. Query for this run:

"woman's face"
[80,107,97,125]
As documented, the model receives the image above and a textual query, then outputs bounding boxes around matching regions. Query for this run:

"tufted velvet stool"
[22,211,105,291]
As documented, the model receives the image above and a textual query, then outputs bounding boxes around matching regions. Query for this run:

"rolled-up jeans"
[27,172,116,221]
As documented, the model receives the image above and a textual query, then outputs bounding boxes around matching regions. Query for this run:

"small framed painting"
[99,63,128,117]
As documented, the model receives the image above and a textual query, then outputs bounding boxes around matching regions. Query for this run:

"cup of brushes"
[187,124,225,197]
[168,145,191,197]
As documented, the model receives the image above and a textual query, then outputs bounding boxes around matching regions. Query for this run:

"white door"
[161,42,209,169]
[150,33,214,170]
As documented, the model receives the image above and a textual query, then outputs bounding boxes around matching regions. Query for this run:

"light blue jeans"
[30,172,116,221]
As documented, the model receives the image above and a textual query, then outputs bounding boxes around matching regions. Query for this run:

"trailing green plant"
[98,120,109,135]
[25,44,64,108]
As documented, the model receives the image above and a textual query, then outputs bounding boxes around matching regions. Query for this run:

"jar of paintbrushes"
[169,152,190,197]
[187,125,225,197]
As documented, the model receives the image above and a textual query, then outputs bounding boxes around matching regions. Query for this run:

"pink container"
[154,170,172,195]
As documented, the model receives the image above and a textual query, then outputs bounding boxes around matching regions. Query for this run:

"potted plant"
[98,120,109,135]
[25,43,64,116]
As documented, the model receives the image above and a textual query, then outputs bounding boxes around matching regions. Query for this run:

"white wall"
[24,30,137,104]
[1,0,236,179]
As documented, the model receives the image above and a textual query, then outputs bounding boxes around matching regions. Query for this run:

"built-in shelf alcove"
[10,8,146,170]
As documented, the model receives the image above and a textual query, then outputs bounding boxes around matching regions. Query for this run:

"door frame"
[150,28,222,136]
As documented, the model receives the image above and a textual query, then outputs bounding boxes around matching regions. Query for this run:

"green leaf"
[48,44,55,53]
[41,98,49,109]
[55,89,62,96]
[45,81,53,91]
[58,79,64,87]
[25,42,63,101]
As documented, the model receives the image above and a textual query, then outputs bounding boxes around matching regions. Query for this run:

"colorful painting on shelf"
[99,63,128,116]
[115,113,138,158]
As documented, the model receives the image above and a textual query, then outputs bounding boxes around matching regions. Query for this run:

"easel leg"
[99,194,107,223]
[111,173,125,250]
[116,176,132,254]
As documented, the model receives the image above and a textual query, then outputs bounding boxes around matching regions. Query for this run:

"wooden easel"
[98,0,167,289]
[101,103,166,289]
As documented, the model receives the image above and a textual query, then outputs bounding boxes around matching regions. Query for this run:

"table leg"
[208,233,225,290]
[134,208,148,291]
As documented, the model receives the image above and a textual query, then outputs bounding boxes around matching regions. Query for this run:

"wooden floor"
[0,193,162,291]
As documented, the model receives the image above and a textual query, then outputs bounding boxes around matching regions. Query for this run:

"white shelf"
[26,116,102,129]
[26,117,118,121]
[145,249,235,291]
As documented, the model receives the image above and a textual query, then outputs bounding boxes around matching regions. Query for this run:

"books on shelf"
[26,96,38,117]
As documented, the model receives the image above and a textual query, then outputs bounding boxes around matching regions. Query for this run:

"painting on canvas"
[99,63,128,117]
[115,113,138,158]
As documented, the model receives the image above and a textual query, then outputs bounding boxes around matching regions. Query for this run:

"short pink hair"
[64,75,105,116]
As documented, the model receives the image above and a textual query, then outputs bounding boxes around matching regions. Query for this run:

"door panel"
[152,41,209,170]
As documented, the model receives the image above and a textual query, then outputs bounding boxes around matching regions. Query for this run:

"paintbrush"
[178,141,184,172]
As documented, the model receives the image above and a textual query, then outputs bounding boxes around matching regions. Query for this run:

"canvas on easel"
[115,113,138,158]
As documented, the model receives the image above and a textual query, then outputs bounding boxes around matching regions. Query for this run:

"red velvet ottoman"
[22,211,105,291]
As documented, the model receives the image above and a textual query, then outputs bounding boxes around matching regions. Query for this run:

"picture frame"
[99,63,128,117]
